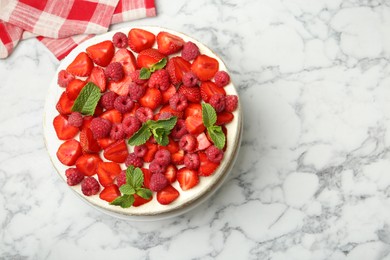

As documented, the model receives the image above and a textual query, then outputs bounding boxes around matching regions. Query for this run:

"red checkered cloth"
[0,0,156,60]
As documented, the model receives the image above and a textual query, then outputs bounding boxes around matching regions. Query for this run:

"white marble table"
[1,0,390,259]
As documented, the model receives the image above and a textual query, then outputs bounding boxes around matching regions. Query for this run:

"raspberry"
[100,91,118,110]
[181,41,200,61]
[182,71,199,87]
[65,168,84,186]
[184,153,200,170]
[158,112,173,120]
[117,170,126,187]
[112,32,128,48]
[225,95,238,112]
[148,69,170,91]
[125,152,144,168]
[214,71,230,87]
[134,144,148,157]
[179,134,197,152]
[81,177,100,196]
[209,94,226,113]
[149,173,169,192]
[130,70,148,85]
[128,82,145,101]
[171,119,188,139]
[122,115,141,137]
[105,62,124,82]
[110,123,126,140]
[58,70,75,88]
[68,112,83,128]
[114,95,134,113]
[154,149,171,166]
[206,145,224,163]
[90,117,112,139]
[135,107,153,123]
[149,160,167,175]
[169,93,188,112]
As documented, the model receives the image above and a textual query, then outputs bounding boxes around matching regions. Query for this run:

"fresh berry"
[149,173,169,192]
[66,52,93,77]
[157,31,185,55]
[214,71,230,87]
[185,116,205,135]
[56,139,82,166]
[159,104,183,119]
[198,152,219,176]
[128,82,145,101]
[125,152,143,168]
[133,194,153,207]
[90,117,112,139]
[182,71,199,87]
[154,149,171,166]
[137,48,166,69]
[157,185,180,205]
[206,145,224,163]
[135,107,153,123]
[141,168,152,188]
[148,69,170,91]
[110,123,126,140]
[158,112,174,120]
[112,32,128,48]
[88,67,106,92]
[139,88,162,111]
[99,184,121,202]
[177,85,201,103]
[113,95,134,113]
[216,111,234,125]
[184,103,202,118]
[128,28,156,53]
[111,49,137,75]
[79,127,101,153]
[101,109,123,124]
[149,159,166,174]
[196,132,212,151]
[166,57,191,85]
[108,75,132,96]
[65,168,84,186]
[130,70,148,85]
[225,95,238,112]
[177,168,199,191]
[200,81,226,102]
[81,177,100,196]
[66,79,86,100]
[103,140,128,163]
[97,161,122,187]
[58,70,75,88]
[159,137,180,154]
[171,119,188,139]
[184,153,200,170]
[96,137,116,149]
[105,62,124,82]
[116,170,126,187]
[162,85,177,104]
[169,93,188,112]
[75,154,102,176]
[68,112,83,128]
[100,91,118,110]
[122,115,141,137]
[86,40,115,67]
[53,114,79,140]
[191,54,219,81]
[209,94,226,113]
[179,134,197,152]
[134,144,148,158]
[181,41,200,61]
[164,164,177,183]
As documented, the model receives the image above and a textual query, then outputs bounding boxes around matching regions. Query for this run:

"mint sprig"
[202,103,226,149]
[71,82,101,115]
[110,166,152,208]
[139,58,167,80]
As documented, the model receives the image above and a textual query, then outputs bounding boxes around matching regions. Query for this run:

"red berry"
[149,160,167,175]
[134,144,148,157]
[130,70,148,85]
[122,115,141,137]
[181,41,200,61]
[110,123,126,140]
[67,112,83,128]
[205,145,224,163]
[149,173,169,192]
[90,117,112,139]
[214,71,230,87]
[112,32,128,48]
[183,153,200,170]
[65,168,84,186]
[100,91,118,110]
[128,82,145,101]
[182,71,199,87]
[179,134,197,152]
[81,177,100,196]
[105,62,124,82]
[125,152,144,168]
[135,107,153,123]
[225,95,238,112]
[114,95,134,113]
[58,70,75,88]
[148,69,170,91]
[116,170,126,187]
[169,93,188,112]
[171,119,188,139]
[158,112,174,120]
[154,149,171,166]
[209,94,226,113]
[177,85,201,103]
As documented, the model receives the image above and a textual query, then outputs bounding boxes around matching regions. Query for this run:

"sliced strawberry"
[159,137,179,154]
[171,149,185,165]
[198,152,220,176]
[53,114,79,140]
[157,31,185,55]
[128,28,156,53]
[184,103,202,118]
[111,49,137,75]
[87,67,106,92]
[56,139,82,166]
[157,185,180,205]
[66,52,94,77]
[94,104,104,116]
[86,40,115,67]
[216,111,234,125]
[162,84,177,104]
[177,85,201,103]
[137,48,166,69]
[103,140,128,163]
[185,116,205,135]
[99,184,121,202]
[96,137,116,149]
[100,109,123,124]
[141,168,152,189]
[158,104,183,119]
[79,127,101,153]
[75,154,102,176]
[66,79,86,100]
[200,81,226,102]
[177,167,199,191]
[164,164,177,183]
[166,57,191,85]
[97,161,122,187]
[143,142,158,163]
[133,193,153,207]
[108,75,132,96]
[191,54,219,81]
[139,87,162,111]
[56,92,74,115]
[196,132,211,151]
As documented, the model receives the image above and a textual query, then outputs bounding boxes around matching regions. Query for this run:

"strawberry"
[216,111,234,125]
[158,137,179,154]
[185,116,205,135]
[86,40,115,67]
[198,152,220,176]
[166,57,191,85]
[97,161,122,187]
[200,81,226,102]
[177,167,199,191]
[100,109,123,124]
[157,185,180,205]
[99,184,121,202]
[56,92,74,115]
[157,31,185,55]
[191,54,219,81]
[162,84,177,104]
[56,139,82,166]
[158,104,183,119]
[66,52,94,77]
[111,49,137,75]
[66,79,86,100]
[96,137,116,149]
[76,154,102,176]
[177,85,201,103]
[143,141,158,163]
[184,103,202,118]
[79,127,101,153]
[133,194,153,207]
[103,140,128,163]
[196,132,211,151]
[87,67,106,92]
[164,164,177,183]
[128,28,156,53]
[139,87,162,111]
[141,168,152,189]
[108,75,132,96]
[53,114,79,140]
[93,104,104,117]
[137,48,166,69]
[171,149,185,165]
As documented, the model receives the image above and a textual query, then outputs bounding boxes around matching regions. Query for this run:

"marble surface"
[1,0,390,259]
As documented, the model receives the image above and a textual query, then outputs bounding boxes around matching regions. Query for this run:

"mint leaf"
[207,125,226,149]
[136,188,152,199]
[158,134,169,146]
[147,116,177,132]
[128,124,152,146]
[139,67,151,79]
[110,195,127,206]
[71,82,101,115]
[202,103,217,127]
[110,194,134,208]
[150,58,167,72]
[119,184,136,195]
[130,167,144,188]
[126,165,134,183]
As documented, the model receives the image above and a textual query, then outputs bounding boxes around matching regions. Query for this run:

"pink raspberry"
[110,123,126,140]
[90,117,112,139]
[105,62,124,82]
[169,93,188,112]
[182,71,199,87]
[225,95,238,112]
[209,94,226,113]
[65,168,84,186]
[184,153,200,170]
[114,95,134,113]
[57,70,74,88]
[214,71,230,87]
[171,119,188,139]
[158,112,173,120]
[81,177,100,196]
[125,152,144,168]
[154,149,171,166]
[149,173,169,192]
[128,82,145,101]
[112,32,128,48]
[135,107,153,123]
[148,69,170,91]
[149,160,166,175]
[116,170,126,187]
[134,144,148,157]
[68,112,83,128]
[130,70,148,85]
[100,91,118,110]
[206,145,224,163]
[179,134,197,152]
[181,41,200,61]
[122,115,141,137]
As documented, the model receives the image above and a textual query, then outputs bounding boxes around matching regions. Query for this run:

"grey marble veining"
[1,0,390,259]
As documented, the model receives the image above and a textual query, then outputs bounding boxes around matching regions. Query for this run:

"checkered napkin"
[0,0,156,60]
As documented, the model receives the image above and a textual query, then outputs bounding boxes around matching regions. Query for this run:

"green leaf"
[207,125,226,149]
[202,103,217,127]
[128,124,152,146]
[110,195,126,206]
[119,184,136,195]
[125,166,134,183]
[150,58,167,72]
[130,167,144,188]
[157,134,169,146]
[136,188,153,199]
[139,67,151,79]
[71,82,101,115]
[109,194,135,208]
[147,116,178,132]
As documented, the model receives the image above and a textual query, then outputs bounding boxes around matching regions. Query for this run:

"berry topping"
[114,95,134,113]
[81,177,100,196]
[116,170,126,187]
[137,48,166,69]
[75,154,102,176]
[66,52,93,77]
[179,134,197,152]
[177,85,201,103]
[68,112,83,128]
[112,32,128,48]
[214,71,230,87]
[90,117,112,139]
[86,40,115,67]
[110,123,126,140]
[111,49,137,75]
[125,152,144,168]
[88,67,107,92]
[135,107,153,123]
[182,71,199,87]
[191,54,219,81]
[103,140,129,163]
[181,41,200,61]
[105,62,124,82]
[205,145,224,163]
[100,91,118,110]
[171,119,188,139]
[169,93,188,112]
[65,168,84,186]
[209,94,226,113]
[166,57,191,85]
[56,139,82,166]
[139,88,162,111]
[158,112,174,120]
[122,115,141,137]
[184,153,200,170]
[154,149,171,166]
[128,82,145,101]
[99,184,121,202]
[157,185,180,205]
[58,70,75,88]
[157,31,185,55]
[128,28,156,53]
[130,70,148,85]
[149,173,169,192]
[53,114,79,140]
[225,95,238,112]
[134,144,148,157]
[177,168,199,191]
[149,160,167,175]
[148,69,170,91]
